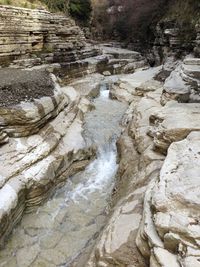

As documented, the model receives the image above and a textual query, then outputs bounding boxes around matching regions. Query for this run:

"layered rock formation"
[86,52,200,266]
[0,5,147,80]
[161,57,200,104]
[0,68,96,248]
[86,67,165,267]
[0,5,86,67]
[153,18,200,64]
[0,3,147,251]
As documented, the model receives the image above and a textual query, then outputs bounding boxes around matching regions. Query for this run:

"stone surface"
[0,75,96,247]
[161,57,200,104]
[0,5,86,67]
[110,66,161,103]
[152,18,200,64]
[149,101,200,154]
[98,44,148,75]
[137,132,200,266]
[86,67,164,267]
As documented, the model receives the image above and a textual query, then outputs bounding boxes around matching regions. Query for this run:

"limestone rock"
[86,70,164,267]
[69,73,104,98]
[149,101,200,154]
[110,66,162,103]
[98,44,148,75]
[0,78,96,247]
[0,70,67,138]
[137,132,200,266]
[0,5,86,67]
[161,58,200,105]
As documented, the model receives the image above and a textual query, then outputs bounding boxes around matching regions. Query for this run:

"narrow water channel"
[0,84,127,267]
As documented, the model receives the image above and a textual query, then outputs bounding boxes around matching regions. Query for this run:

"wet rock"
[86,68,164,267]
[0,77,96,247]
[69,73,104,98]
[16,243,40,267]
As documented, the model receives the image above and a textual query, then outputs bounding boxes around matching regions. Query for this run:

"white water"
[0,84,127,267]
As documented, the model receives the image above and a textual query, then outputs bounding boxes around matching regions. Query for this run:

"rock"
[0,5,86,67]
[0,71,67,138]
[0,69,54,107]
[161,57,200,104]
[152,18,199,63]
[69,73,104,98]
[110,66,162,103]
[0,78,96,247]
[86,190,147,267]
[0,130,9,146]
[102,71,111,76]
[161,65,190,104]
[86,69,164,267]
[149,101,200,154]
[16,243,40,267]
[98,44,148,75]
[137,131,200,266]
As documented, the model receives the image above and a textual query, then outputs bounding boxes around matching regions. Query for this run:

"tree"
[69,0,92,24]
[41,0,69,13]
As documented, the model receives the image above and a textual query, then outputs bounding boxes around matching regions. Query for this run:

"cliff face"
[152,18,200,64]
[0,5,86,67]
[91,0,200,64]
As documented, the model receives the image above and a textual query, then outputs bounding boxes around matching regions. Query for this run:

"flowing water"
[0,84,127,267]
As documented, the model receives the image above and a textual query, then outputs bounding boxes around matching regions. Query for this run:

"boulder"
[149,101,200,154]
[161,57,200,104]
[110,66,162,103]
[137,131,200,266]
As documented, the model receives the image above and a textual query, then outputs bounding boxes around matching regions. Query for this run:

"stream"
[0,83,127,267]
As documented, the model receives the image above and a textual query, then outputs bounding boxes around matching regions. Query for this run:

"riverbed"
[0,83,127,267]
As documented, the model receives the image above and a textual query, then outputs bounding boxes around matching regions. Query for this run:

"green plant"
[69,0,92,24]
[40,0,68,13]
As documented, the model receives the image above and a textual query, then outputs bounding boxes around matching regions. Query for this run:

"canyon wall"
[0,5,91,67]
[91,0,200,64]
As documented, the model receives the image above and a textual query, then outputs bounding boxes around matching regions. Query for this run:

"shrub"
[69,0,92,24]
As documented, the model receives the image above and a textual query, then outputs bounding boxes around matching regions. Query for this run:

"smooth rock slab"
[0,83,95,247]
[110,66,162,103]
[149,101,200,154]
[137,131,200,266]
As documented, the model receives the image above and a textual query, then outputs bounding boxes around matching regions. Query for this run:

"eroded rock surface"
[0,5,86,67]
[0,70,96,248]
[137,132,200,267]
[86,67,165,267]
[86,57,200,267]
[161,57,200,104]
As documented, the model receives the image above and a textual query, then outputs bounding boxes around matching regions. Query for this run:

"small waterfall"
[0,82,127,267]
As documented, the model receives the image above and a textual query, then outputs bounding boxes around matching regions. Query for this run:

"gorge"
[0,1,200,267]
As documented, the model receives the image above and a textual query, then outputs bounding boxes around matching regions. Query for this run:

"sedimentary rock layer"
[0,70,96,248]
[161,57,200,104]
[0,5,89,67]
[86,55,200,267]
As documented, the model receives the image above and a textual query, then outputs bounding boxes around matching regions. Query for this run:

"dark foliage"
[69,0,92,24]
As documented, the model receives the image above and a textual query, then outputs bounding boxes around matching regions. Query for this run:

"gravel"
[0,68,55,107]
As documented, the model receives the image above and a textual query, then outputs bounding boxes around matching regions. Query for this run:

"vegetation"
[40,0,68,13]
[69,0,92,24]
[91,0,200,50]
[0,0,92,24]
[92,0,168,47]
[0,0,44,8]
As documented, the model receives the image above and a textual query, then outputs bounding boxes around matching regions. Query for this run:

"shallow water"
[0,84,127,267]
